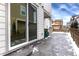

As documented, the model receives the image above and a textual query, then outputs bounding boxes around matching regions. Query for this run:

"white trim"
[27,3,29,42]
[9,38,40,50]
[5,3,9,52]
[16,18,26,21]
[8,3,11,50]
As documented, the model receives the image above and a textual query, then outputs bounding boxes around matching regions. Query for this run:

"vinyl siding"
[37,6,44,40]
[0,3,6,55]
[42,3,52,14]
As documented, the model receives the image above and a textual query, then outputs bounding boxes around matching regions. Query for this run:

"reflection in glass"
[29,4,37,41]
[10,3,27,46]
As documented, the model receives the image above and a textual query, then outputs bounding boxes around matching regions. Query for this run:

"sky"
[52,3,79,25]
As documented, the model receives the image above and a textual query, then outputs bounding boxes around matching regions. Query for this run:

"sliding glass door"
[10,3,37,47]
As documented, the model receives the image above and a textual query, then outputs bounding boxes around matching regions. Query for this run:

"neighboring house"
[70,15,79,28]
[43,3,52,36]
[63,22,71,32]
[66,22,71,29]
[52,20,63,31]
[0,3,52,55]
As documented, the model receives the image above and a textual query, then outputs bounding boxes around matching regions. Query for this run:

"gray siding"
[0,3,6,55]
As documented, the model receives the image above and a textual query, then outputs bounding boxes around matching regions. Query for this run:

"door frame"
[7,3,39,52]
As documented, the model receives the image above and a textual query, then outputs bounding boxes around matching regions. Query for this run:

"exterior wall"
[52,20,63,25]
[37,5,44,39]
[0,3,48,55]
[42,3,52,14]
[44,18,51,29]
[44,18,52,35]
[52,20,63,31]
[0,3,6,55]
[53,26,60,29]
[43,3,52,35]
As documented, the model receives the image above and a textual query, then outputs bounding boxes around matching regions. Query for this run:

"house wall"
[44,18,51,29]
[42,3,52,14]
[0,3,6,55]
[43,3,52,34]
[37,5,44,40]
[0,3,46,55]
[52,20,63,31]
[53,25,61,29]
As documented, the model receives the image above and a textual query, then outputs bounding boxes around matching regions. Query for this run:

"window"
[20,5,26,16]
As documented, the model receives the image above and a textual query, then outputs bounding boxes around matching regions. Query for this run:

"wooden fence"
[70,28,79,47]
